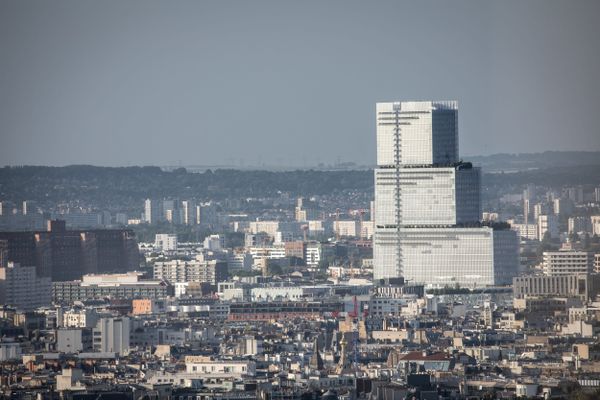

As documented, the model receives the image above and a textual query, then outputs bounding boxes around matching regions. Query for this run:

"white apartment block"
[154,234,178,251]
[305,243,322,267]
[144,199,162,224]
[542,251,594,276]
[248,245,286,260]
[533,203,544,221]
[251,286,304,302]
[333,220,358,237]
[153,258,227,285]
[63,308,99,328]
[93,317,131,355]
[53,272,169,303]
[248,221,280,236]
[538,214,559,240]
[591,216,600,236]
[513,274,596,301]
[184,356,255,378]
[482,212,499,222]
[510,222,538,240]
[248,221,301,239]
[203,234,225,251]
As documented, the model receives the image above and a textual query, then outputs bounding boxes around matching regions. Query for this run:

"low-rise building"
[542,250,594,276]
[53,272,169,304]
[153,258,228,285]
[184,356,256,378]
[228,300,343,321]
[513,274,600,301]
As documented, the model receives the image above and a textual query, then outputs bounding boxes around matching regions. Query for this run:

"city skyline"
[2,2,600,397]
[1,1,600,167]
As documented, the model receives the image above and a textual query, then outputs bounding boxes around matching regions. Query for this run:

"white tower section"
[376,101,458,167]
[373,100,517,286]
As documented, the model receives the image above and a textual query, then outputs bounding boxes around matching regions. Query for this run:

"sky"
[1,0,599,167]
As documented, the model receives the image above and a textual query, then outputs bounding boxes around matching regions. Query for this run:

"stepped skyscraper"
[373,101,518,287]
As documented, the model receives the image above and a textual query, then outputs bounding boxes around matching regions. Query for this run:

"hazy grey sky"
[1,0,599,167]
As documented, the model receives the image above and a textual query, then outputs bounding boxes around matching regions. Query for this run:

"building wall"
[375,166,480,227]
[510,223,539,240]
[63,309,99,328]
[251,287,304,302]
[376,101,458,166]
[538,214,559,239]
[154,234,178,251]
[0,225,138,281]
[376,227,517,286]
[513,274,599,300]
[53,276,168,304]
[0,342,21,361]
[56,328,92,353]
[93,317,130,355]
[568,217,592,234]
[0,262,51,311]
[153,259,228,285]
[333,221,358,238]
[184,357,256,377]
[132,299,155,315]
[399,227,495,287]
[493,230,520,285]
[543,251,594,275]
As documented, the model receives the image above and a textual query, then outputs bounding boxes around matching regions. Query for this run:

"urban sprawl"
[1,102,600,399]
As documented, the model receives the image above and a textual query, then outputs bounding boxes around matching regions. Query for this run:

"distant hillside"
[0,165,373,206]
[468,151,600,172]
[1,152,599,212]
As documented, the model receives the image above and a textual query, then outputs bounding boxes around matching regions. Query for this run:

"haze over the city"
[1,0,599,167]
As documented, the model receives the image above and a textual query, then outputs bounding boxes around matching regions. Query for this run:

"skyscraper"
[143,199,162,224]
[373,101,518,287]
[181,200,197,225]
[22,200,39,215]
